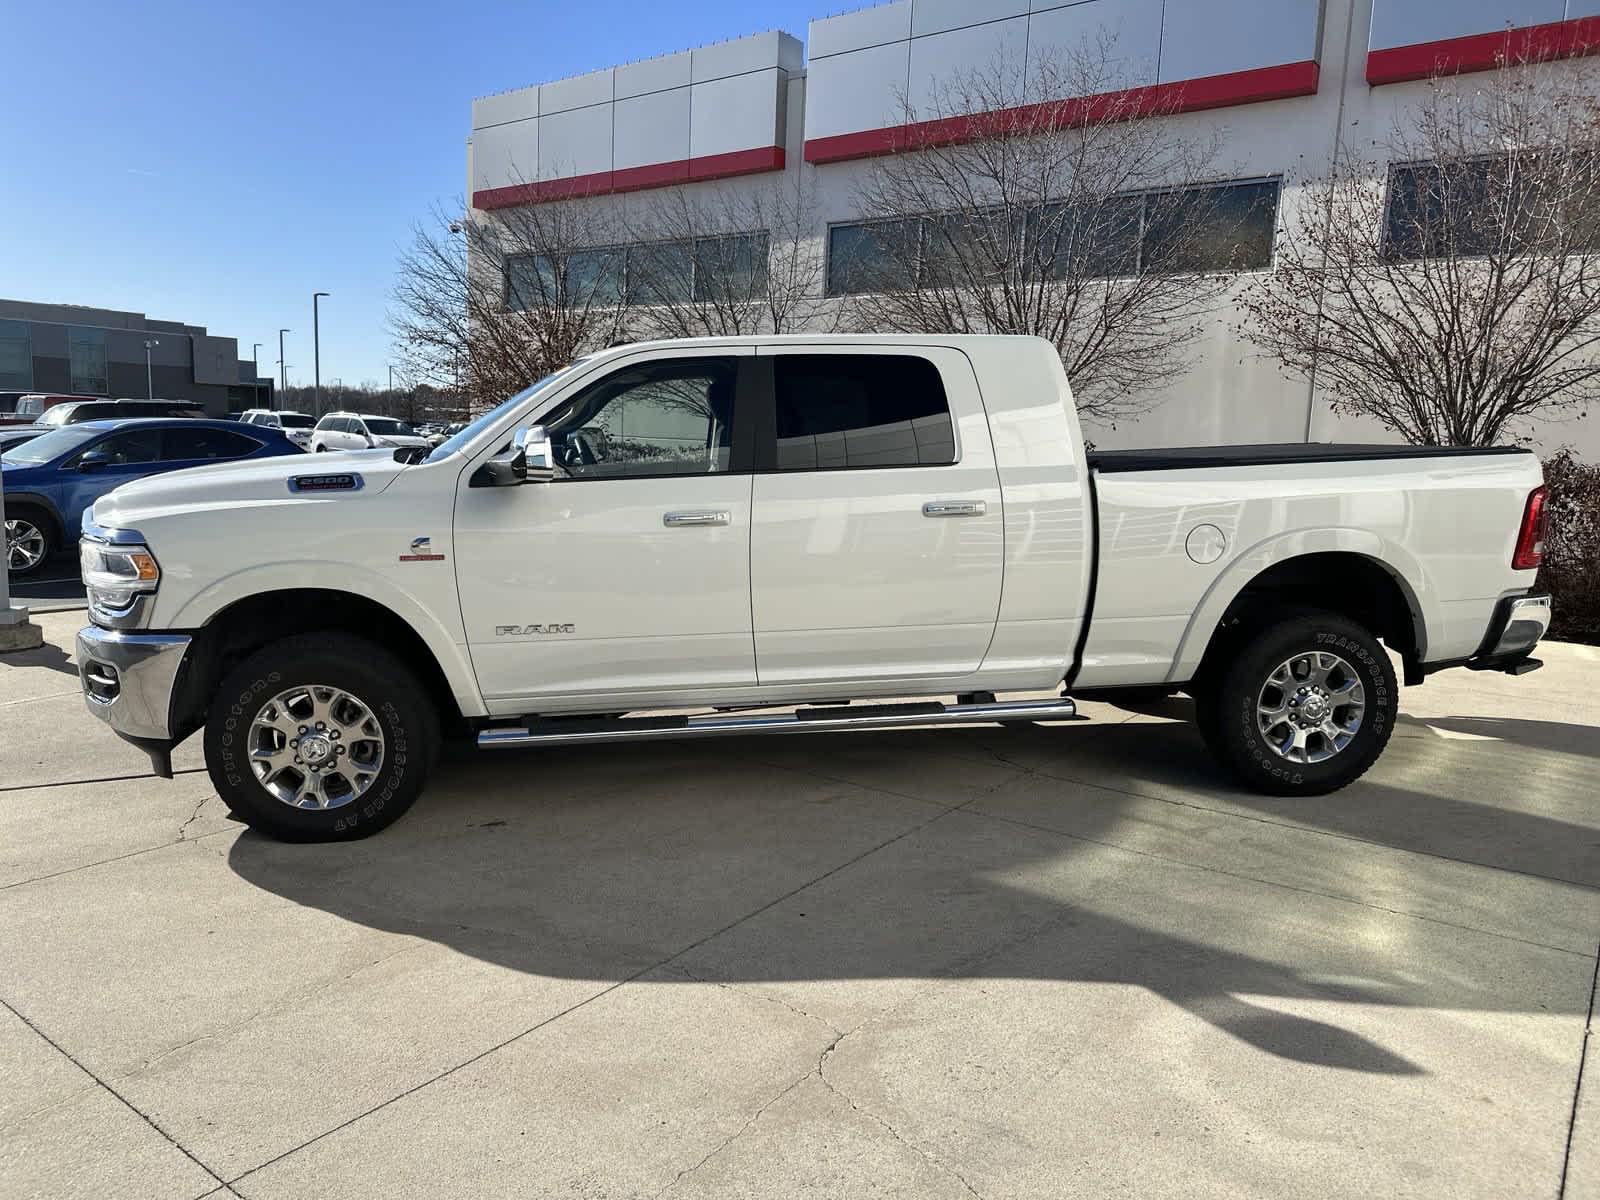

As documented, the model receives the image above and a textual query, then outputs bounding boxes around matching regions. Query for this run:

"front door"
[749,346,1005,686]
[454,349,757,708]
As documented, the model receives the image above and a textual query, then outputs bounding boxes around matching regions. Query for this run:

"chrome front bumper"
[76,625,192,741]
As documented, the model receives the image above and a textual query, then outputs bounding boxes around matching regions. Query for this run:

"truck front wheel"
[203,633,439,841]
[1196,610,1397,796]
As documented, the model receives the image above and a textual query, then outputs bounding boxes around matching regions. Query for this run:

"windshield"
[364,418,414,436]
[277,413,315,428]
[0,424,104,465]
[423,362,587,464]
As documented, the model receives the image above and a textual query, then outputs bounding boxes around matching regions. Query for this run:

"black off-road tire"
[1196,610,1397,796]
[204,633,439,842]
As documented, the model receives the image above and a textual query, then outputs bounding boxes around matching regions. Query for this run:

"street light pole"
[278,328,290,401]
[143,339,160,400]
[251,343,264,408]
[312,292,329,413]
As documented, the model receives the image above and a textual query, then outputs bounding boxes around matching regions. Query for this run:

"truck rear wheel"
[203,633,439,841]
[1196,610,1396,796]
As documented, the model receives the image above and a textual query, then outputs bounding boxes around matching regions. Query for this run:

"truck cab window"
[544,357,738,479]
[773,354,955,470]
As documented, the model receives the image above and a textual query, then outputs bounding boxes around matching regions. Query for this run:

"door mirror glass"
[512,425,555,483]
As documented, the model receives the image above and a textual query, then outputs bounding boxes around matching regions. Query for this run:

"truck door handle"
[922,500,987,518]
[663,510,731,527]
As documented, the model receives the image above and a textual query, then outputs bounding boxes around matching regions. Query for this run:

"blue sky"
[0,0,822,388]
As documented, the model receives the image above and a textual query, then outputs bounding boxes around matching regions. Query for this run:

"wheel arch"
[1170,531,1429,687]
[172,586,482,743]
[2,492,66,543]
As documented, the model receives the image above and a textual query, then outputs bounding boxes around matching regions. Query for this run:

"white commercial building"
[468,0,1600,456]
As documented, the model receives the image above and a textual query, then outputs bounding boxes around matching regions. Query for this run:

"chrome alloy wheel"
[1255,651,1366,764]
[248,684,386,810]
[4,517,46,573]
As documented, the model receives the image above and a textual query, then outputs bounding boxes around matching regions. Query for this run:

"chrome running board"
[477,697,1077,750]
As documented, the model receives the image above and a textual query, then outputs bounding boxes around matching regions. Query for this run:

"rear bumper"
[76,625,192,741]
[1475,593,1552,663]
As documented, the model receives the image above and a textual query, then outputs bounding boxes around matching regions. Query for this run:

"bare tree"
[839,40,1255,422]
[1240,58,1600,446]
[623,178,832,338]
[390,190,633,412]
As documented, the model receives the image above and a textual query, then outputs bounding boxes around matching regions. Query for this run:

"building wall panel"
[615,50,691,100]
[908,17,1029,119]
[1159,0,1321,83]
[614,89,691,173]
[537,104,613,183]
[1369,0,1563,51]
[1025,0,1163,92]
[804,41,913,142]
[810,1,912,58]
[472,86,537,130]
[538,68,613,116]
[912,0,1029,37]
[471,120,539,191]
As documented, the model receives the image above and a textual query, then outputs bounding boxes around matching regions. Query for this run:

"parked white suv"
[240,409,315,449]
[311,412,432,453]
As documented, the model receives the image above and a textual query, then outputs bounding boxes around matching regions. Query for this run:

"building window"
[503,233,770,311]
[506,248,626,310]
[1142,180,1280,273]
[826,179,1281,295]
[0,320,31,390]
[1381,155,1600,259]
[69,328,108,395]
[772,353,956,470]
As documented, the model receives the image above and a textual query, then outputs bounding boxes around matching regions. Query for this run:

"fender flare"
[1164,527,1431,685]
[166,562,487,718]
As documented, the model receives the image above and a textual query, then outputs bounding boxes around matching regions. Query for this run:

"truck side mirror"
[481,448,527,486]
[512,425,555,483]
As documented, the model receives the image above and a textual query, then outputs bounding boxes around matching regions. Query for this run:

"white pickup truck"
[72,336,1553,842]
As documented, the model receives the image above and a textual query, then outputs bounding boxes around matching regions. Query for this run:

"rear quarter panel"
[1077,452,1543,688]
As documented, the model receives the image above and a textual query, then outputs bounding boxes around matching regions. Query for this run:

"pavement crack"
[648,1071,813,1198]
[1558,943,1600,1198]
[0,994,231,1192]
[177,794,212,842]
[816,1029,986,1200]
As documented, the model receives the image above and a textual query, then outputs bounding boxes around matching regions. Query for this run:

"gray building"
[0,298,271,414]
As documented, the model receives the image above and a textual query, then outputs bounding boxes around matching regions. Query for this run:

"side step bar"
[478,697,1078,750]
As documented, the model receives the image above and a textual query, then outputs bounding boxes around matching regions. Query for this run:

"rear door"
[748,346,1004,685]
[159,425,267,468]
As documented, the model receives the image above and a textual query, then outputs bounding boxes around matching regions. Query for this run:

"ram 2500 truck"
[72,335,1552,842]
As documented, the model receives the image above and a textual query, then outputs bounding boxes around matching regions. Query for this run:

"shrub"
[1540,451,1600,644]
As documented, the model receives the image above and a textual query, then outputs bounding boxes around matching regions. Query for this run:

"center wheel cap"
[299,734,333,766]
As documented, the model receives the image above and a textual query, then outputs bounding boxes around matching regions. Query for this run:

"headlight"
[81,540,161,622]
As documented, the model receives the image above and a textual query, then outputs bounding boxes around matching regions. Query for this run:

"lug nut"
[298,726,308,735]
[315,722,326,732]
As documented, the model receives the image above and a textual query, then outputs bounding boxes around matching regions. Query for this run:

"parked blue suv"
[1,419,303,576]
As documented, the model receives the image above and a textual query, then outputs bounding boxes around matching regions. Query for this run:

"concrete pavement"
[1,608,1596,1198]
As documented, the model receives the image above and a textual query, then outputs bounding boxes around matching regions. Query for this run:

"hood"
[90,450,413,533]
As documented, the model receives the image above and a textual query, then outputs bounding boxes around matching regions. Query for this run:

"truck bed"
[1086,443,1530,473]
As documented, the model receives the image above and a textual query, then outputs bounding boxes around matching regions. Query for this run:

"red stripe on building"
[803,59,1321,166]
[1366,15,1600,86]
[473,146,786,209]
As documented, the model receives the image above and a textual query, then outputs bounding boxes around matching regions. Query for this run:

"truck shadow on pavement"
[226,708,1600,1080]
